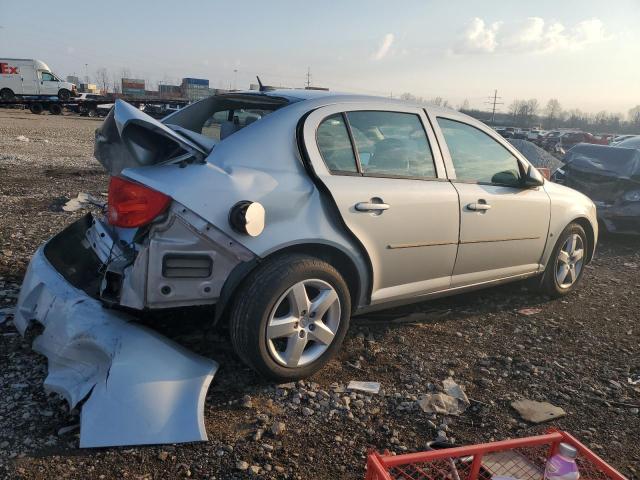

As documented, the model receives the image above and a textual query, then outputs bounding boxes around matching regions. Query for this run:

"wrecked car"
[553,143,640,234]
[16,90,599,385]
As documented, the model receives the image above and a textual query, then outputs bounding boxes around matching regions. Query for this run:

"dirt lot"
[0,109,639,480]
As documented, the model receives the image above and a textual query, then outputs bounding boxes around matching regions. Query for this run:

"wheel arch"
[572,216,596,263]
[213,242,366,326]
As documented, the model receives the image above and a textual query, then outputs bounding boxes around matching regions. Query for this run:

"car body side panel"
[299,103,460,304]
[426,109,553,284]
[122,98,372,308]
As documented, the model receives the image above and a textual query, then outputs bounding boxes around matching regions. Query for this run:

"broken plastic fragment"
[418,378,470,416]
[62,192,106,212]
[15,247,218,448]
[347,380,381,394]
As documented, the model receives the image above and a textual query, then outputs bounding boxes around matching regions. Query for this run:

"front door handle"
[467,202,491,211]
[355,202,390,212]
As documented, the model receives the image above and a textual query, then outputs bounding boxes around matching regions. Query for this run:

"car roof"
[236,88,456,115]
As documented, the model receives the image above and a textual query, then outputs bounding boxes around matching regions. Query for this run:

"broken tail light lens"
[108,176,171,228]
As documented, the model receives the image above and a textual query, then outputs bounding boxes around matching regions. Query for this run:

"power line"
[485,89,503,124]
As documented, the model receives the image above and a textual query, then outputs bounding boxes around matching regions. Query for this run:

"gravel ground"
[0,109,639,480]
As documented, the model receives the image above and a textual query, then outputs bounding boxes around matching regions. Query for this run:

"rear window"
[202,108,277,141]
[164,94,290,142]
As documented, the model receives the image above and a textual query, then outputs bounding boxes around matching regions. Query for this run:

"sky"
[2,0,639,115]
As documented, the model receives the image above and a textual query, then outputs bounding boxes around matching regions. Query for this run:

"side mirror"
[523,165,545,187]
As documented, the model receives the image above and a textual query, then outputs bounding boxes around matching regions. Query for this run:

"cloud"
[454,17,607,55]
[455,18,502,54]
[372,33,394,60]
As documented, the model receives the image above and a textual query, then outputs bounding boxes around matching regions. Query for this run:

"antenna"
[256,76,265,92]
[305,67,312,88]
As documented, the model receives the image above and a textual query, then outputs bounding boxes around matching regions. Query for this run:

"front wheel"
[229,254,351,380]
[540,223,588,297]
[58,89,71,101]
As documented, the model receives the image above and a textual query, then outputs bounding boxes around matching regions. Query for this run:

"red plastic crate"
[365,430,627,480]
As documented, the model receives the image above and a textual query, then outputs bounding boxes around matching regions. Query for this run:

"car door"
[429,114,551,287]
[38,71,59,95]
[302,104,460,305]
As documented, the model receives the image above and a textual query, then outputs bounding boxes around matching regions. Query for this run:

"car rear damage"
[13,98,273,447]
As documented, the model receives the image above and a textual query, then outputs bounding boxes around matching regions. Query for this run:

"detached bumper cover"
[14,246,218,448]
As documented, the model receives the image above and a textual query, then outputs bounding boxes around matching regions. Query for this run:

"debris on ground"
[62,192,106,212]
[16,135,29,142]
[518,307,542,316]
[347,380,381,394]
[418,378,470,416]
[511,399,566,424]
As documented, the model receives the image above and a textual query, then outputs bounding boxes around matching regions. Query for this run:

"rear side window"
[316,114,358,173]
[437,117,522,186]
[347,111,436,178]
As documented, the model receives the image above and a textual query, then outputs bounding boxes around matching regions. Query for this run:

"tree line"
[399,92,640,135]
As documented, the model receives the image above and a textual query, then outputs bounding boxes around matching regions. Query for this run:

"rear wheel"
[49,103,62,115]
[540,223,588,297]
[0,88,15,100]
[57,89,71,101]
[229,254,351,380]
[29,103,44,115]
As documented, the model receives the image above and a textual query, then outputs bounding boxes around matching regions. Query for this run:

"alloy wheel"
[266,279,341,368]
[555,233,584,289]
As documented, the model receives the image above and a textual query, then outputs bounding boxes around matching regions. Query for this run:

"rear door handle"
[467,202,491,211]
[355,202,390,212]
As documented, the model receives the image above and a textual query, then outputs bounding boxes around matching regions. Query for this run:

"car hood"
[559,145,640,204]
[94,100,213,175]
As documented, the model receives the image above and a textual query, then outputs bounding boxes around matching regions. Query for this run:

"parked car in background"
[612,135,640,147]
[527,130,542,141]
[0,58,77,100]
[560,132,609,150]
[16,90,598,380]
[611,134,637,145]
[553,144,640,235]
[540,130,563,150]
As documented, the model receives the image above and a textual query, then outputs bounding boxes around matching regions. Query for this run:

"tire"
[49,104,62,115]
[229,254,351,380]
[29,103,44,115]
[540,222,588,297]
[0,88,15,101]
[58,89,71,101]
[87,108,97,117]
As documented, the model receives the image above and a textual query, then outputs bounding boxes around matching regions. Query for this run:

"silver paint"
[14,247,217,448]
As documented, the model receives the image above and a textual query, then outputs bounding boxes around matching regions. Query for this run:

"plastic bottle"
[544,443,580,480]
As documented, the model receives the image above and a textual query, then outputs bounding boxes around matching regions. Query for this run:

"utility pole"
[485,89,503,125]
[305,67,311,88]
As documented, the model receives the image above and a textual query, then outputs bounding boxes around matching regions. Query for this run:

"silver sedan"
[16,89,597,381]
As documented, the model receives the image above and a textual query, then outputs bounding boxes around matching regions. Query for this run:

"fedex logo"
[0,63,19,74]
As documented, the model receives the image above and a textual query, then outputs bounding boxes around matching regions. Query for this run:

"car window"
[346,111,436,178]
[41,72,55,81]
[201,108,276,141]
[437,117,522,186]
[316,114,358,173]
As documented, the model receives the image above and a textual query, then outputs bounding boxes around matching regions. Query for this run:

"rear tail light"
[107,176,171,227]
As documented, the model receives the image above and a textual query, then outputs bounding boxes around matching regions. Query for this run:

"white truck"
[0,58,76,101]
